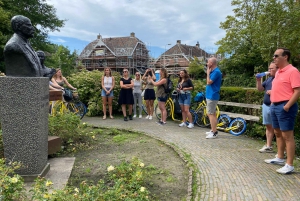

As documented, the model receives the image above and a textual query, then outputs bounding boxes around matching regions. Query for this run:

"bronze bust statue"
[36,50,56,79]
[4,15,43,77]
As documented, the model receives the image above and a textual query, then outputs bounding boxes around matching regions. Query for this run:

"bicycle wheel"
[75,101,87,119]
[141,99,148,115]
[67,102,81,117]
[229,117,247,136]
[187,109,198,125]
[217,114,231,128]
[195,106,206,127]
[155,101,171,120]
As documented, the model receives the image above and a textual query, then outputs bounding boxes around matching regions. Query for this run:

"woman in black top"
[176,70,194,128]
[118,69,134,121]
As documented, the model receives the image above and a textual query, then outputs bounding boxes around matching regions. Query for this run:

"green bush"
[222,74,256,87]
[68,69,122,116]
[48,112,81,144]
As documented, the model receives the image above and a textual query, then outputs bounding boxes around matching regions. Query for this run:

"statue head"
[11,15,35,39]
[36,50,45,65]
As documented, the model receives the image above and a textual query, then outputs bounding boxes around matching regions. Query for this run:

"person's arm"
[50,80,64,90]
[120,79,126,89]
[109,76,115,91]
[206,67,213,85]
[63,77,76,90]
[151,78,167,86]
[256,77,264,91]
[284,87,300,112]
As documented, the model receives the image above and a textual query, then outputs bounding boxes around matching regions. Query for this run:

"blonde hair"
[160,68,168,79]
[104,67,112,76]
[52,68,62,80]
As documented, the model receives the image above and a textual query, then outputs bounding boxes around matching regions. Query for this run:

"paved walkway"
[83,116,300,201]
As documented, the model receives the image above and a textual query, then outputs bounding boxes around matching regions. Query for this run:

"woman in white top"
[142,68,156,120]
[101,67,115,119]
[133,72,143,118]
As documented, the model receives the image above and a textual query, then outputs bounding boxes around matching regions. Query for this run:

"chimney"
[196,41,200,48]
[130,32,135,38]
[177,40,181,44]
[97,34,102,39]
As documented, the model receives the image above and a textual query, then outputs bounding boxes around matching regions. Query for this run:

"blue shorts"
[178,93,191,106]
[157,96,168,102]
[101,88,113,97]
[262,103,272,125]
[271,101,298,131]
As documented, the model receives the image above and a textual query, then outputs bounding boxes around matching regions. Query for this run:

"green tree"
[217,0,300,76]
[188,57,206,79]
[45,45,78,77]
[0,0,65,72]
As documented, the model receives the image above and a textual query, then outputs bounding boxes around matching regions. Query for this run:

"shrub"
[48,112,81,144]
[68,69,122,116]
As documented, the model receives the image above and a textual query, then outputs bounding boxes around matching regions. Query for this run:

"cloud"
[46,0,234,54]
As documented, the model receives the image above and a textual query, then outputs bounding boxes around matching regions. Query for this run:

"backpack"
[63,88,73,102]
[164,77,173,94]
[194,92,205,102]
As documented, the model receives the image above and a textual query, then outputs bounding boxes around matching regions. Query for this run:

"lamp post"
[164,44,171,67]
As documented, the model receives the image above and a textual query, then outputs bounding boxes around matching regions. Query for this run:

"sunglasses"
[123,71,128,73]
[273,54,281,58]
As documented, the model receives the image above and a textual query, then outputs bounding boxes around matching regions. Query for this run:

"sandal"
[103,115,106,120]
[110,115,114,119]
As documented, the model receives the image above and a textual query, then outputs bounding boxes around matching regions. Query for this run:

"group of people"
[100,65,203,128]
[255,47,300,174]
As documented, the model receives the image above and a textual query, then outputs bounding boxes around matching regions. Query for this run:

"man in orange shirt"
[264,48,300,174]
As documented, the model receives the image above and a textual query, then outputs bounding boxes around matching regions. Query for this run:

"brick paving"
[83,116,300,201]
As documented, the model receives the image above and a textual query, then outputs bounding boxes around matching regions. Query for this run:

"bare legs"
[122,104,133,117]
[180,105,192,123]
[208,113,217,133]
[265,124,274,147]
[158,101,166,122]
[274,128,294,165]
[102,96,113,119]
[146,99,154,116]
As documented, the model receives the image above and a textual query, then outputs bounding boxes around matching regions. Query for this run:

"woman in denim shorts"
[177,70,194,128]
[101,67,115,119]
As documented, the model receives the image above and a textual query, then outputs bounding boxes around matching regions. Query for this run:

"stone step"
[48,136,62,155]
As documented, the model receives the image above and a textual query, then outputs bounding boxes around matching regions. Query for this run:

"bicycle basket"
[63,88,73,102]
[194,92,205,102]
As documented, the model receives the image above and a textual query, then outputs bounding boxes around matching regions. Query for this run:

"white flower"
[10,177,18,183]
[139,163,144,168]
[107,165,115,172]
[74,188,79,193]
[140,187,146,192]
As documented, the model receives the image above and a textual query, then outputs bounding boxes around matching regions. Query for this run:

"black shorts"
[144,89,156,100]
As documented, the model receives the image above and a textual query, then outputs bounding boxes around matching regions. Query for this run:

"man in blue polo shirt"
[205,57,222,139]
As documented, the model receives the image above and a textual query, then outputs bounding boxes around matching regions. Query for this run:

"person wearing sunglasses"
[256,62,278,153]
[133,72,143,118]
[118,69,134,121]
[264,48,300,174]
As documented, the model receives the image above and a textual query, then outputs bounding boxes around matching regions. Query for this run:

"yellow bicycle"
[191,91,220,127]
[154,91,197,124]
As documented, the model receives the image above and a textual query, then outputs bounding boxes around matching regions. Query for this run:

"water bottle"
[256,72,270,78]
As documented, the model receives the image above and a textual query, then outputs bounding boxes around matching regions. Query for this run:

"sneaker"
[160,121,166,126]
[139,115,142,118]
[259,145,274,153]
[187,123,194,129]
[129,115,133,120]
[156,120,163,125]
[179,122,186,127]
[145,115,149,119]
[264,157,285,166]
[149,116,153,120]
[206,132,218,139]
[206,131,218,136]
[276,164,294,174]
[124,116,128,121]
[275,152,287,159]
[133,115,137,118]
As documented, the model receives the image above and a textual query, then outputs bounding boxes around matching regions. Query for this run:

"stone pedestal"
[0,77,50,181]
